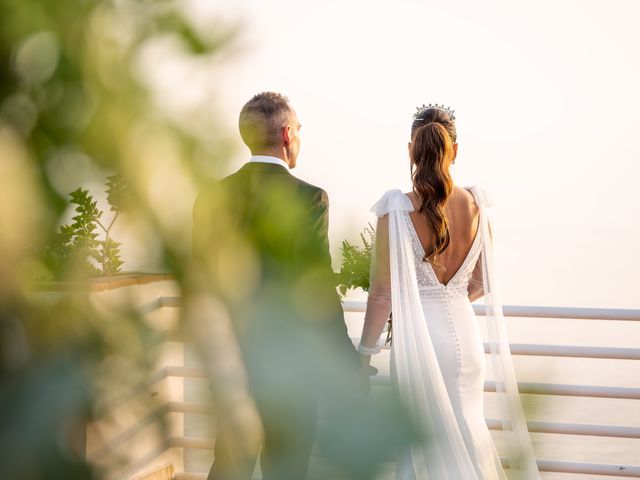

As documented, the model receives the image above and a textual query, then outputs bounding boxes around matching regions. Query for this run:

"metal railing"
[93,297,640,479]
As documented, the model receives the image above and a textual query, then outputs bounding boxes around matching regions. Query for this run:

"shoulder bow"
[370,189,414,217]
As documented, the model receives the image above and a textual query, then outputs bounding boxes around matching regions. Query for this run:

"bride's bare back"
[406,185,480,286]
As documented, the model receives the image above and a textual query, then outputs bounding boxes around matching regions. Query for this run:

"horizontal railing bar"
[341,300,640,321]
[159,366,640,400]
[94,395,640,461]
[486,381,640,400]
[161,402,640,440]
[169,436,213,450]
[113,442,170,480]
[486,418,640,439]
[368,375,640,399]
[349,336,640,360]
[536,459,640,477]
[89,402,211,460]
[490,305,640,322]
[94,368,169,418]
[173,473,206,480]
[92,367,640,425]
[93,365,233,420]
[93,368,209,420]
[167,436,640,477]
[172,472,208,480]
[88,404,169,461]
[165,366,207,379]
[167,400,211,415]
[493,343,640,360]
[156,297,640,321]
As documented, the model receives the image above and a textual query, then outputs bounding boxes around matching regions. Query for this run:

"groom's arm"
[293,187,361,371]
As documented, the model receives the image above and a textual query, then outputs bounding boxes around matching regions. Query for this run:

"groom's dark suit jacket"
[193,161,360,395]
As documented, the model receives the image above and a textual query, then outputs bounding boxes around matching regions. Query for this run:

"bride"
[358,105,540,479]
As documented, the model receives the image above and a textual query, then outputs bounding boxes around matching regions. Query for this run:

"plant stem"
[101,212,119,275]
[96,219,108,234]
[107,212,119,232]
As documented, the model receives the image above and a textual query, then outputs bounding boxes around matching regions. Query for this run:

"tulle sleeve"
[359,215,391,354]
[359,190,414,355]
[466,186,492,301]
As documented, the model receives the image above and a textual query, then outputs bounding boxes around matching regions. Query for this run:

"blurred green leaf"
[105,174,129,213]
[1,1,239,477]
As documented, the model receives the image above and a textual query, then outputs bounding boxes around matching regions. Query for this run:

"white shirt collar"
[249,155,289,170]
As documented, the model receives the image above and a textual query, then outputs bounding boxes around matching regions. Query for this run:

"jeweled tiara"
[413,103,456,121]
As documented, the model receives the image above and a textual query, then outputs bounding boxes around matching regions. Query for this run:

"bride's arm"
[359,215,392,363]
[468,254,484,302]
[468,220,493,302]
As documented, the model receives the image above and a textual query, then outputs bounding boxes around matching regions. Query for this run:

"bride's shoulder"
[370,189,414,217]
[462,185,493,208]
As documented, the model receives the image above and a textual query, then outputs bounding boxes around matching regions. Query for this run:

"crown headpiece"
[413,103,456,121]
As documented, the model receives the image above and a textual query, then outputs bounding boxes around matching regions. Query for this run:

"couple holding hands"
[193,92,539,480]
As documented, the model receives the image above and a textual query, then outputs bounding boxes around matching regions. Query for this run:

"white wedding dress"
[363,187,540,480]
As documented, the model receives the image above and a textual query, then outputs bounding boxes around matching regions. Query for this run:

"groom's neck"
[252,148,290,167]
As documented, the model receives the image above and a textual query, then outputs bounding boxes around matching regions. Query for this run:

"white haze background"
[172,0,640,310]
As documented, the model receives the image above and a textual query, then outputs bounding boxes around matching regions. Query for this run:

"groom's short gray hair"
[239,92,292,152]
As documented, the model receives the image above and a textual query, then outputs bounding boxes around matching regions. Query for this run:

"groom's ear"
[453,143,458,160]
[282,124,292,146]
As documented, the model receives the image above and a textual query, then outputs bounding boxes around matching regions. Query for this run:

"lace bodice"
[402,199,483,301]
[359,187,484,351]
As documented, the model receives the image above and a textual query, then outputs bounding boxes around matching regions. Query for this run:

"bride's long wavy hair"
[410,106,457,263]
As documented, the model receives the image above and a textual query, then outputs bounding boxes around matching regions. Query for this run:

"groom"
[193,92,363,480]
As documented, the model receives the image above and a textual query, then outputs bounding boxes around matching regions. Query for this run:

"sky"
[174,0,640,308]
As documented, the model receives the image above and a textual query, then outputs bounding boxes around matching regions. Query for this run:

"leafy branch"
[94,174,129,275]
[336,223,393,345]
[43,175,128,278]
[336,223,375,297]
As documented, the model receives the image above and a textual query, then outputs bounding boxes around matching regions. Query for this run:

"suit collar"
[240,161,290,174]
[249,155,289,169]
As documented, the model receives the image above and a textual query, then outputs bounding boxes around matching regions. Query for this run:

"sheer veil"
[474,186,539,479]
[371,187,539,480]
